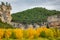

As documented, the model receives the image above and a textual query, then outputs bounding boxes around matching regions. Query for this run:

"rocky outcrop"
[47,15,60,28]
[0,2,12,23]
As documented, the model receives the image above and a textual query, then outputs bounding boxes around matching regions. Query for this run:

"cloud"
[0,0,16,2]
[0,0,60,13]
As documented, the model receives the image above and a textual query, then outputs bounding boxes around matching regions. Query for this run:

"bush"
[13,29,23,39]
[40,31,46,38]
[4,29,12,39]
[0,27,60,39]
[0,29,4,39]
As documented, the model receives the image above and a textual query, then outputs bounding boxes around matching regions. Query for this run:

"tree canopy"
[12,7,60,24]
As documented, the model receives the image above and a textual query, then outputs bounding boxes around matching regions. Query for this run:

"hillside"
[0,19,13,28]
[12,7,60,24]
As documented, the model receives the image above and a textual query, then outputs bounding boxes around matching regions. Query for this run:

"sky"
[0,0,60,13]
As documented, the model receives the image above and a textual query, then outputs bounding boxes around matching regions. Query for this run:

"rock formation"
[0,2,12,23]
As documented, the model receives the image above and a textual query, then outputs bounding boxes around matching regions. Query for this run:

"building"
[0,2,12,23]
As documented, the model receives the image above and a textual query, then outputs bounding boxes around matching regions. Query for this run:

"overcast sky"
[0,0,60,13]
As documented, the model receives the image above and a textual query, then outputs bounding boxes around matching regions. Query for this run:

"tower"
[0,2,12,23]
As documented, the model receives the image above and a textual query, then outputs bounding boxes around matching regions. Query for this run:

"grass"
[2,37,58,40]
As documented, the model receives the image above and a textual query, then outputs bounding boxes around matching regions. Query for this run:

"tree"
[1,2,5,5]
[12,7,60,24]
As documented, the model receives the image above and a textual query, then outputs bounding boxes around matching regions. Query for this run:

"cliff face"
[47,15,60,22]
[0,2,12,23]
[47,15,60,28]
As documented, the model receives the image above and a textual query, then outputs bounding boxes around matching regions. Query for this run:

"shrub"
[25,27,36,39]
[0,27,59,39]
[4,29,12,38]
[13,29,23,39]
[40,31,46,38]
[0,29,4,39]
[45,29,54,38]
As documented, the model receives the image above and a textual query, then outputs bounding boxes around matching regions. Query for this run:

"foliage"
[25,27,36,39]
[0,19,14,29]
[0,27,60,39]
[12,7,60,24]
[13,29,23,39]
[0,29,4,39]
[4,29,12,38]
[40,31,46,38]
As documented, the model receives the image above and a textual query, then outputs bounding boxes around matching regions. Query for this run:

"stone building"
[0,2,12,23]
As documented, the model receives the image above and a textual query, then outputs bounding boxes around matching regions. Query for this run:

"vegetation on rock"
[0,19,14,28]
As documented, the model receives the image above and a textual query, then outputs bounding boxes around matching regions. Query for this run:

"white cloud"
[0,0,16,2]
[0,0,60,13]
